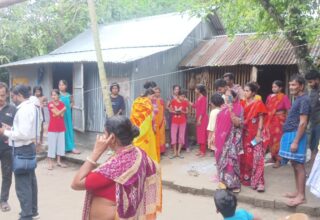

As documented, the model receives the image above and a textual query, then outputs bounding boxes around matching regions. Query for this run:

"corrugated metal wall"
[185,65,252,117]
[83,20,216,132]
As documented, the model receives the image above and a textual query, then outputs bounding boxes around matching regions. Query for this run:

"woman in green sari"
[59,80,80,154]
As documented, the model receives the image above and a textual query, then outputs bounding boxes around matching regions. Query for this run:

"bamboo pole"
[0,0,26,8]
[87,0,113,117]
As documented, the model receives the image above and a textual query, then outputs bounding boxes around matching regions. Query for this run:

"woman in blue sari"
[59,80,80,154]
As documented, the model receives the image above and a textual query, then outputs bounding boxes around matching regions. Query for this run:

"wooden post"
[87,0,113,117]
[0,0,26,8]
[250,66,258,82]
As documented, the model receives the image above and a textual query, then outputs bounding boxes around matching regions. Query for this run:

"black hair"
[230,90,237,99]
[11,84,30,99]
[180,90,187,96]
[290,74,306,86]
[245,81,260,93]
[143,81,157,89]
[104,116,140,146]
[142,88,155,97]
[211,93,224,107]
[305,70,320,80]
[59,80,68,87]
[51,89,60,96]
[110,82,120,92]
[195,84,207,96]
[33,86,43,96]
[213,189,237,218]
[173,85,181,91]
[0,82,9,93]
[272,80,284,88]
[214,79,227,89]
[223,72,235,81]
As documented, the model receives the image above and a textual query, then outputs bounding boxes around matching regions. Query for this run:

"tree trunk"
[259,0,316,75]
[0,0,26,8]
[87,0,113,117]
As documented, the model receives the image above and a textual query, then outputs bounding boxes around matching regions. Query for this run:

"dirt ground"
[0,160,317,220]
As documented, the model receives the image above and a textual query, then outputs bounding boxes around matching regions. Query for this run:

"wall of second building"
[8,64,53,98]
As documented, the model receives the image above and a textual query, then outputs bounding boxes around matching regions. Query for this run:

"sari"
[130,97,159,163]
[264,93,290,162]
[215,100,243,190]
[60,92,75,152]
[156,99,166,154]
[240,100,267,188]
[192,95,208,153]
[82,146,162,220]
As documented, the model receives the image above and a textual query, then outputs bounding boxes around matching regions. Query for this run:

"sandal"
[0,202,10,212]
[169,155,177,159]
[71,149,81,154]
[178,155,184,159]
[272,161,281,168]
[47,164,53,170]
[218,182,227,189]
[232,188,241,193]
[257,185,265,192]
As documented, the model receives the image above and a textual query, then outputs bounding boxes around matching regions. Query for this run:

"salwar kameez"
[60,92,75,152]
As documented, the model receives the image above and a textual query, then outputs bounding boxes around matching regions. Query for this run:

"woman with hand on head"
[71,116,161,220]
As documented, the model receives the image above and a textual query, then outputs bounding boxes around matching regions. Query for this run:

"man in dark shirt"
[110,82,126,115]
[305,70,320,165]
[0,82,16,212]
[279,75,310,207]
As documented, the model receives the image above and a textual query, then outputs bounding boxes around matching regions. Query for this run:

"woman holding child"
[215,90,243,193]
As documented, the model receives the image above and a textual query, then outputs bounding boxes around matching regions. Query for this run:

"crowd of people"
[125,71,320,208]
[0,69,320,219]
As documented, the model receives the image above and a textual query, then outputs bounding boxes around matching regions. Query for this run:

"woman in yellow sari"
[130,88,159,163]
[153,87,166,159]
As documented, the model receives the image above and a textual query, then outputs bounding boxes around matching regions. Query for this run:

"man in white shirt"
[0,85,39,220]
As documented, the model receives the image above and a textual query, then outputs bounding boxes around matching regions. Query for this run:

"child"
[207,93,225,151]
[170,91,189,159]
[214,189,261,220]
[47,89,67,170]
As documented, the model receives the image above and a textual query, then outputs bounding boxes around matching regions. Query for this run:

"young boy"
[214,189,260,220]
[207,93,225,151]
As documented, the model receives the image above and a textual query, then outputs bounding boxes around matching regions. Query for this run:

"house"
[180,33,320,103]
[0,13,224,133]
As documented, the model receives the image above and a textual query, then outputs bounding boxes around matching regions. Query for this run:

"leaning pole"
[87,0,113,117]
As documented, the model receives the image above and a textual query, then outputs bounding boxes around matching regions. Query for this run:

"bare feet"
[71,149,81,154]
[0,202,11,212]
[265,158,275,163]
[257,185,265,192]
[47,164,53,170]
[283,192,298,198]
[272,161,281,168]
[286,196,306,207]
[218,182,227,189]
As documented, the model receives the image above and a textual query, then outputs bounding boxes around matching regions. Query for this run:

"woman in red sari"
[190,84,209,157]
[240,82,267,192]
[264,80,291,168]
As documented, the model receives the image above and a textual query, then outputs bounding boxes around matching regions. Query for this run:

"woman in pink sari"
[215,91,243,193]
[71,116,161,220]
[191,84,209,157]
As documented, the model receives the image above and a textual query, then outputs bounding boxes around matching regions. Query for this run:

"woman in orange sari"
[130,87,159,163]
[264,80,291,168]
[153,87,166,158]
[240,82,267,192]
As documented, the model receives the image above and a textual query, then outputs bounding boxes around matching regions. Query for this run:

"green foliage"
[0,0,181,65]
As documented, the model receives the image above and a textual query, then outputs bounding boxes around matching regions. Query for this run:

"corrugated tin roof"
[2,13,213,68]
[0,46,174,67]
[180,34,320,67]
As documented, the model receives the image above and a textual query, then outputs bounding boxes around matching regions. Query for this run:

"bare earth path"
[0,161,317,220]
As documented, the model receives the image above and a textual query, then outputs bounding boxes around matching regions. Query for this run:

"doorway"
[257,65,286,102]
[52,63,73,93]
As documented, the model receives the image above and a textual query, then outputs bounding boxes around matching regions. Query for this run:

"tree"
[182,0,319,74]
